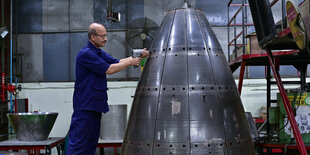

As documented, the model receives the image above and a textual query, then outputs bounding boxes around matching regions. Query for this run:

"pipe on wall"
[1,0,4,72]
[10,0,12,112]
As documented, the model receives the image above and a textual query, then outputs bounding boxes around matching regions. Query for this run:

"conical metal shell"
[122,8,255,155]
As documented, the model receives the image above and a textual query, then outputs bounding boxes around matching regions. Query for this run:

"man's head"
[88,23,107,48]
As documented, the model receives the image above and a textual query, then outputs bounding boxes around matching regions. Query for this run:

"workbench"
[0,137,65,155]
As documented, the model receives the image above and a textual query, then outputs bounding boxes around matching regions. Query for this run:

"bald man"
[67,23,149,154]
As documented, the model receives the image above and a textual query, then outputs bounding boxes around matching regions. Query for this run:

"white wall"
[238,78,306,117]
[14,79,306,137]
[15,81,137,137]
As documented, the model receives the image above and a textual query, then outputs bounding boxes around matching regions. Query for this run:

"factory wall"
[13,0,186,82]
[13,0,306,83]
[16,82,137,137]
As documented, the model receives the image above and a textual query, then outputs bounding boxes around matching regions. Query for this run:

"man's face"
[93,27,107,48]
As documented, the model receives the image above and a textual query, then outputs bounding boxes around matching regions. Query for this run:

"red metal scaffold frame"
[228,0,309,153]
[266,49,307,154]
[234,49,308,154]
[229,27,310,155]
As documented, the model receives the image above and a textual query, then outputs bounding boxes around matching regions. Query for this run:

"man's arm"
[106,57,141,75]
[106,49,149,75]
[119,57,132,63]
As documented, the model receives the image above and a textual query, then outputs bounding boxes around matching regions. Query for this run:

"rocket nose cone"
[121,8,255,155]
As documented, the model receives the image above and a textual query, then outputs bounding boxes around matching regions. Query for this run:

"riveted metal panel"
[226,139,255,154]
[42,0,69,31]
[190,120,226,142]
[218,91,253,142]
[130,92,159,120]
[191,140,226,155]
[189,92,222,121]
[209,49,236,86]
[161,55,187,86]
[196,10,221,49]
[153,120,190,143]
[138,54,166,88]
[186,9,205,49]
[187,51,215,85]
[152,147,190,155]
[191,147,225,155]
[150,10,175,52]
[43,33,70,81]
[157,92,188,121]
[189,91,226,142]
[122,144,152,155]
[167,9,186,51]
[125,119,155,142]
[122,7,255,155]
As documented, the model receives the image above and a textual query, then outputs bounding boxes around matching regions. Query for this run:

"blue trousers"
[67,110,102,155]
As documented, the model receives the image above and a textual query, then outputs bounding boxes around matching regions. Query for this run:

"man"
[67,23,149,154]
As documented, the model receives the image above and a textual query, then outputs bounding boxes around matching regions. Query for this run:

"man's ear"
[90,35,95,41]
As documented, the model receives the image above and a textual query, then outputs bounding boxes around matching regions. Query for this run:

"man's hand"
[141,48,150,58]
[130,57,142,66]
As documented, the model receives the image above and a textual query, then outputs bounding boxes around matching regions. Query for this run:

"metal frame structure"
[229,0,309,154]
[256,143,310,151]
[227,0,253,62]
[229,24,309,155]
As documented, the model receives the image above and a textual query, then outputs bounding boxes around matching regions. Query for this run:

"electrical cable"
[284,143,289,155]
[255,88,303,144]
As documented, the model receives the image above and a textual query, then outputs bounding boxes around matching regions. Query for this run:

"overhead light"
[0,27,8,38]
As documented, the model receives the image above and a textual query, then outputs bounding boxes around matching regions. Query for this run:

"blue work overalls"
[67,41,119,155]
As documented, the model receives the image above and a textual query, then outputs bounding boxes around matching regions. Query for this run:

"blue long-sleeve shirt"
[73,41,119,113]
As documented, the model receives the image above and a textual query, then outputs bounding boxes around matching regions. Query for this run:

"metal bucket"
[100,105,127,140]
[7,112,58,141]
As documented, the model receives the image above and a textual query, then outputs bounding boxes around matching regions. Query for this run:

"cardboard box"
[246,33,265,54]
